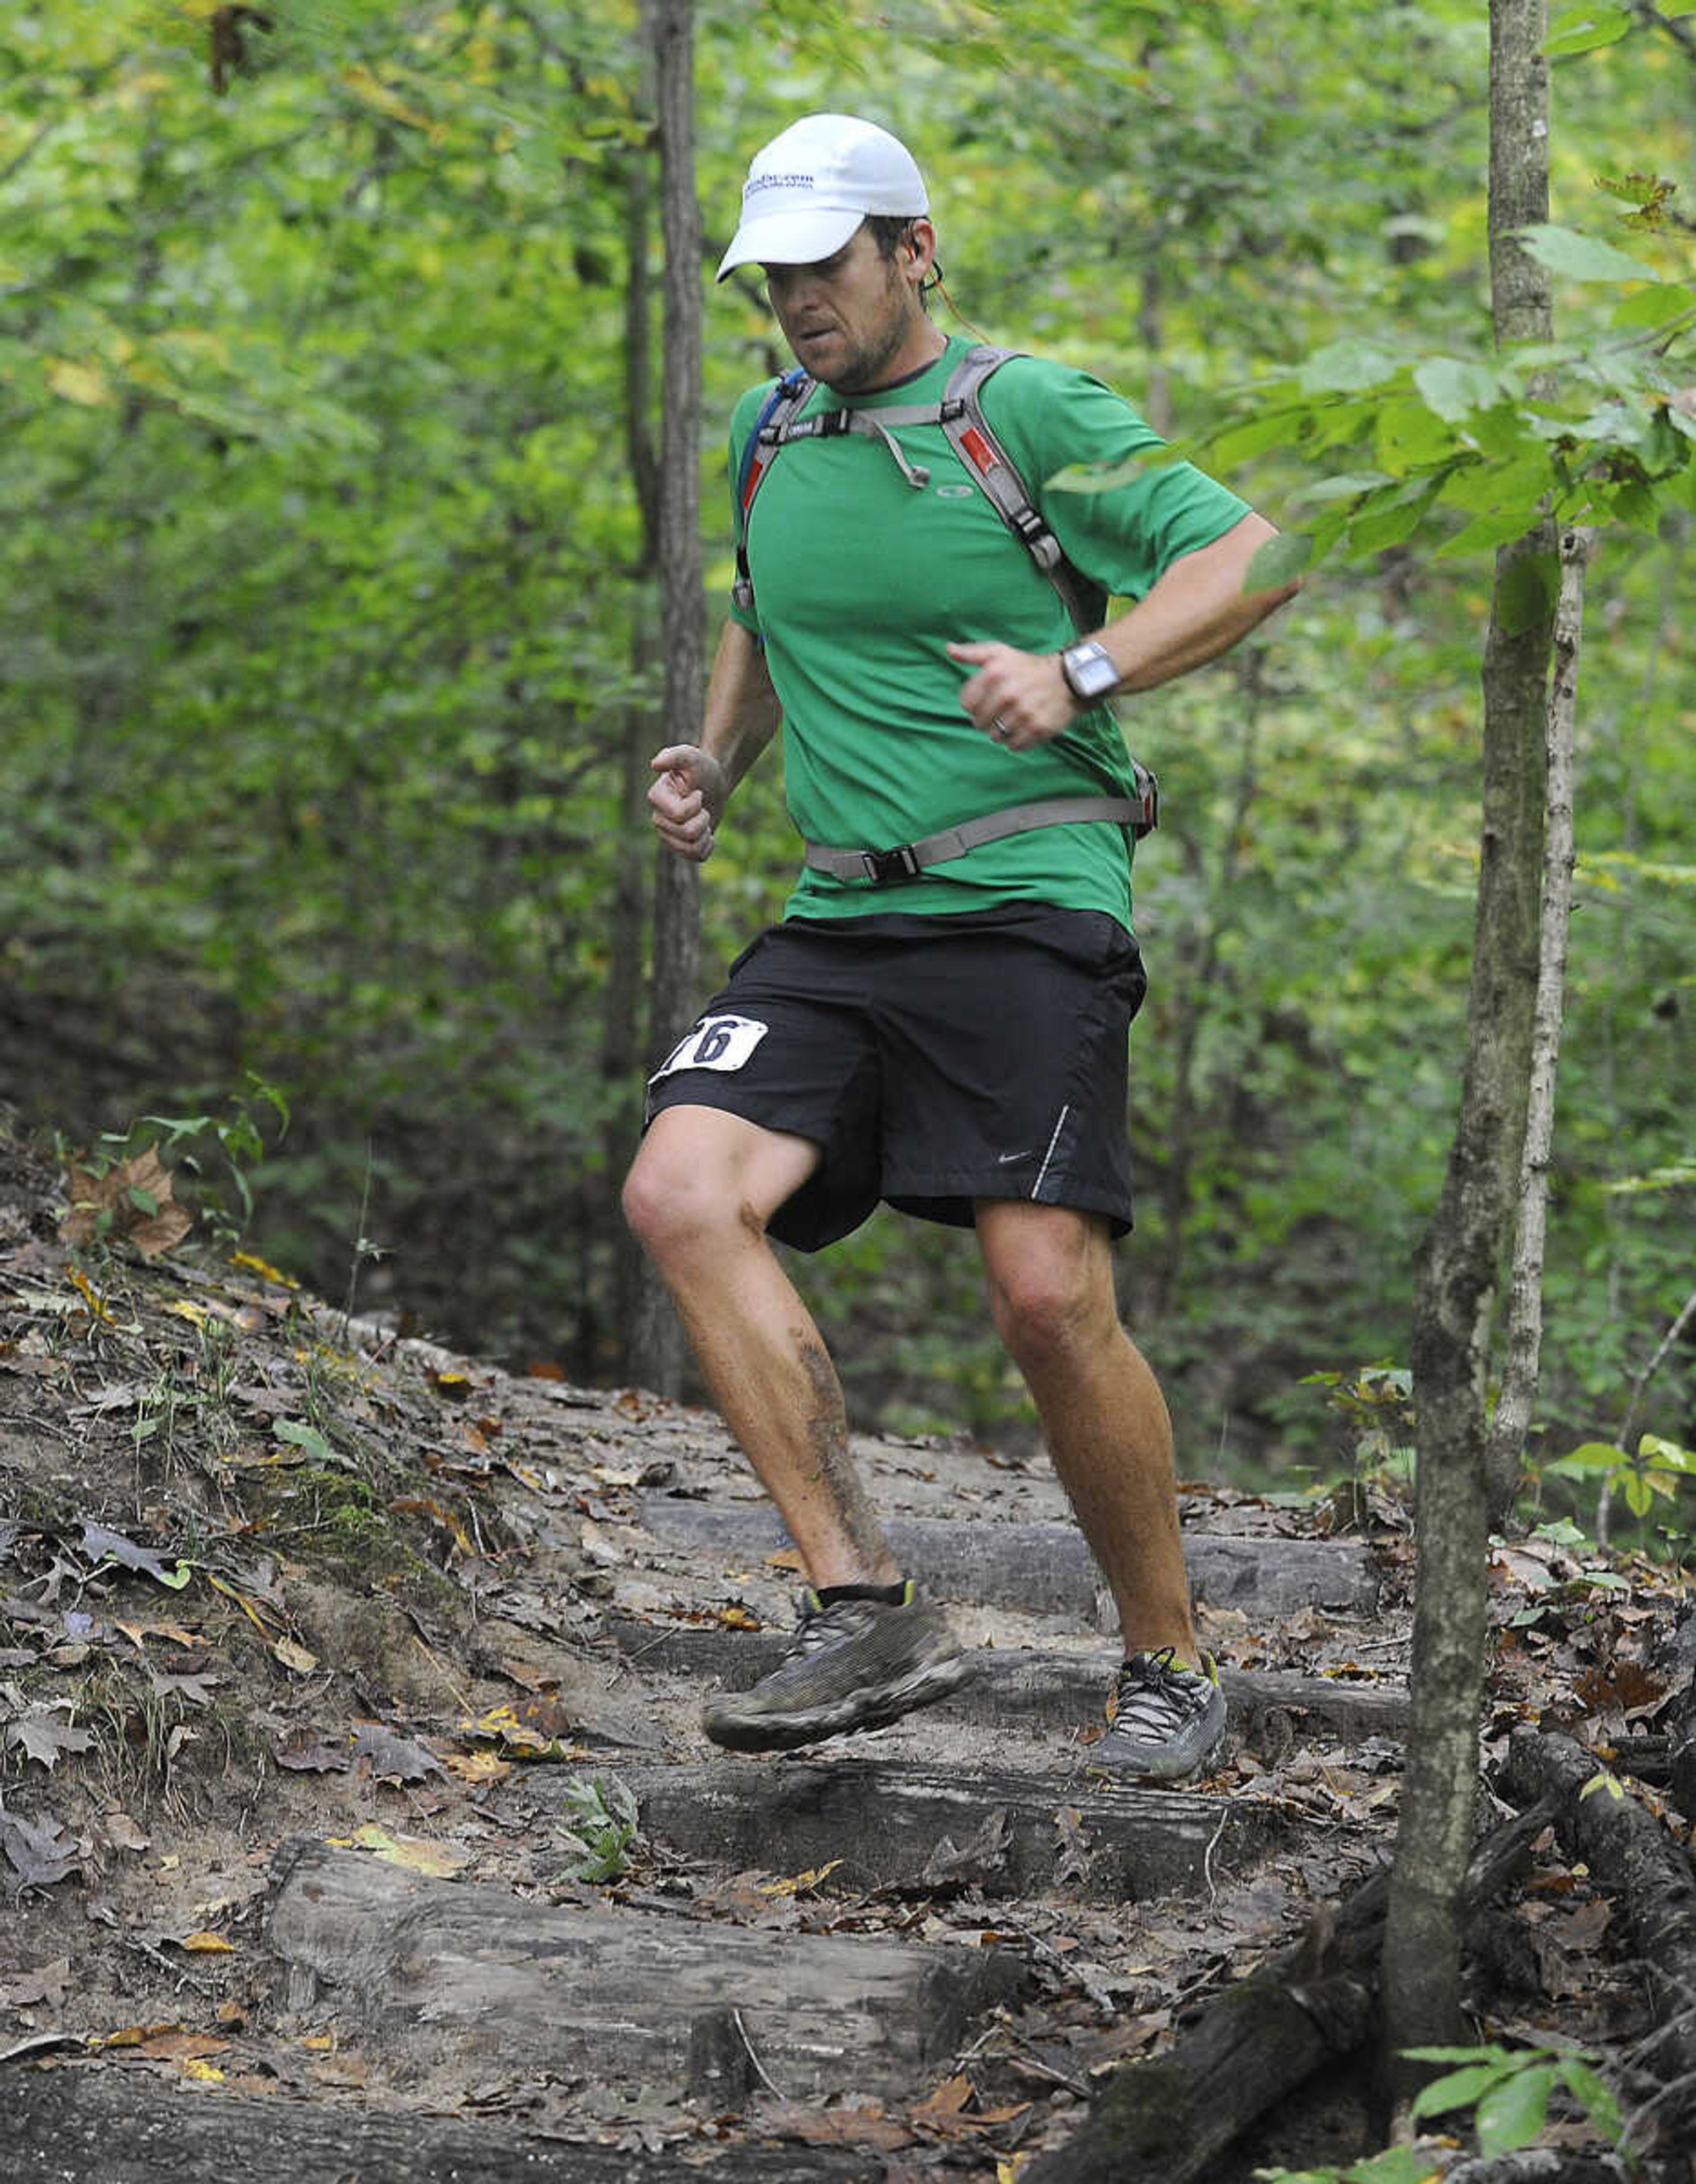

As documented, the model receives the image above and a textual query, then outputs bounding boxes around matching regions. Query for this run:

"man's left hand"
[946,641,1076,750]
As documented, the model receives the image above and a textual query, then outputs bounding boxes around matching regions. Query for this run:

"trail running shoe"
[1087,1647,1227,1783]
[701,1582,974,1753]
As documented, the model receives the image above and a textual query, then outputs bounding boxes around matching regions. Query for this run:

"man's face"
[762,223,922,394]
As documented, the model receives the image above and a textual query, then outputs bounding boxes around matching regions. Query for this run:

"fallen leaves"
[0,1801,82,1890]
[2,1706,94,1771]
[462,1698,590,1763]
[79,1521,192,1590]
[60,1145,193,1260]
[330,1824,469,1878]
[0,1957,72,2009]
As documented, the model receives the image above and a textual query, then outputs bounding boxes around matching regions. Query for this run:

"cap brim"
[715,205,867,282]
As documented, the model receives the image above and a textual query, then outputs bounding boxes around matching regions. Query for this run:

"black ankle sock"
[815,1579,909,1607]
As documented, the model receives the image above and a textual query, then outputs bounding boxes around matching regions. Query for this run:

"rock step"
[603,1617,1409,1750]
[267,1837,1026,2103]
[7,2068,877,2183]
[520,1755,1344,1905]
[637,1498,1382,1619]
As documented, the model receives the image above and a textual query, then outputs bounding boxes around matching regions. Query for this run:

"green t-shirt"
[728,334,1249,925]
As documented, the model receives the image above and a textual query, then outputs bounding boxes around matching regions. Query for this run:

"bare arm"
[647,619,783,862]
[946,512,1299,748]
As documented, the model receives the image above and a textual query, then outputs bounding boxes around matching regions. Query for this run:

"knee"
[622,1141,727,1261]
[985,1253,1108,1370]
[622,1134,771,1269]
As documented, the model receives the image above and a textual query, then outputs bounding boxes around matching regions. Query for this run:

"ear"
[905,217,938,281]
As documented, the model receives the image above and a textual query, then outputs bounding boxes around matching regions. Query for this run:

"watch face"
[1066,644,1117,698]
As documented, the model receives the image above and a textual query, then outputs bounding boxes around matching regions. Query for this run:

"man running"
[623,113,1297,1781]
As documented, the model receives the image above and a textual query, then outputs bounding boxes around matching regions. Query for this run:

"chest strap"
[803,792,1155,886]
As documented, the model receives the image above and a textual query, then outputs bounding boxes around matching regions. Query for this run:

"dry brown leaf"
[102,1810,151,1853]
[760,2103,914,2153]
[912,2073,974,2120]
[442,1748,510,1785]
[61,1146,193,1259]
[0,1958,71,2009]
[134,2030,230,2061]
[3,1711,94,1771]
[331,1824,469,1877]
[757,1859,844,1898]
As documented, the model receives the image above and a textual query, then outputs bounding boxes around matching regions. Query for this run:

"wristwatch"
[1058,639,1120,704]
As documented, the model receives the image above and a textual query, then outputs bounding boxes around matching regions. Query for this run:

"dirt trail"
[1,1115,1686,2180]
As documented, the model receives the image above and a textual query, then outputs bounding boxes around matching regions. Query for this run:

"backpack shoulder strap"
[939,345,1104,637]
[732,368,813,616]
[943,345,1158,830]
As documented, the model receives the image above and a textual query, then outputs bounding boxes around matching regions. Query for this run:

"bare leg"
[976,1198,1197,1663]
[623,1105,898,1589]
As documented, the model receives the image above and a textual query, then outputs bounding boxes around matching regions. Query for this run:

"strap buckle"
[860,843,922,883]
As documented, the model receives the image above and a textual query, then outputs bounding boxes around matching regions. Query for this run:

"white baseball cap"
[716,113,928,282]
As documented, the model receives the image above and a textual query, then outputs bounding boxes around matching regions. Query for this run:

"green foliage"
[0,0,1690,1471]
[1405,2041,1626,2159]
[1257,2147,1442,2184]
[1256,2039,1626,2178]
[556,1772,641,1884]
[1547,1430,1694,1531]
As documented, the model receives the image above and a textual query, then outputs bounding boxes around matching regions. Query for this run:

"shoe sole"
[703,1651,977,1755]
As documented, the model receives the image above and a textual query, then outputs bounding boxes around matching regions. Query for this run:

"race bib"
[650,1013,770,1083]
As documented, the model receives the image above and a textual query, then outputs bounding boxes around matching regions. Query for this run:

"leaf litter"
[0,1112,1689,2171]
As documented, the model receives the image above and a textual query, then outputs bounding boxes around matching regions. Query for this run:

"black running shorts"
[644,907,1147,1252]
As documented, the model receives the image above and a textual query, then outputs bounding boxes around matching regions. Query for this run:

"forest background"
[1,0,1690,1508]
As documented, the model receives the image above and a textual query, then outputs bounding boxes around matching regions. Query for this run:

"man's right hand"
[648,745,729,863]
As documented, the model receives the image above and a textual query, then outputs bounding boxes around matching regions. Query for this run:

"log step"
[5,2067,878,2184]
[604,1616,1409,1750]
[266,1837,1026,2102]
[637,1498,1382,1619]
[518,1756,1329,1904]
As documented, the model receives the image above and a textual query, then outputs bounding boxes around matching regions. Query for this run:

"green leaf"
[1549,1439,1629,1473]
[1475,2060,1555,2155]
[1542,7,1633,56]
[1623,1471,1655,1516]
[1414,357,1501,424]
[1374,398,1456,471]
[127,1186,159,1216]
[1613,281,1695,331]
[1516,222,1660,284]
[1289,471,1394,507]
[1245,532,1313,590]
[1556,2056,1623,2142]
[1409,2059,1513,2119]
[276,1418,338,1464]
[1209,410,1304,466]
[1299,340,1403,395]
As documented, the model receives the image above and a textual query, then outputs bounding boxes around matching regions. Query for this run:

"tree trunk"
[1381,0,1556,2089]
[1484,525,1593,1480]
[603,158,660,1378]
[628,0,704,1396]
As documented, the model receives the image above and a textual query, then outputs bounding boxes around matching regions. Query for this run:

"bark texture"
[1485,525,1593,1486]
[1383,0,1557,2082]
[1503,1726,1696,2151]
[628,0,704,1395]
[1023,1804,1549,2184]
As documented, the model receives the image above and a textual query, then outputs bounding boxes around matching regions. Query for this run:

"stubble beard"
[817,272,924,396]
